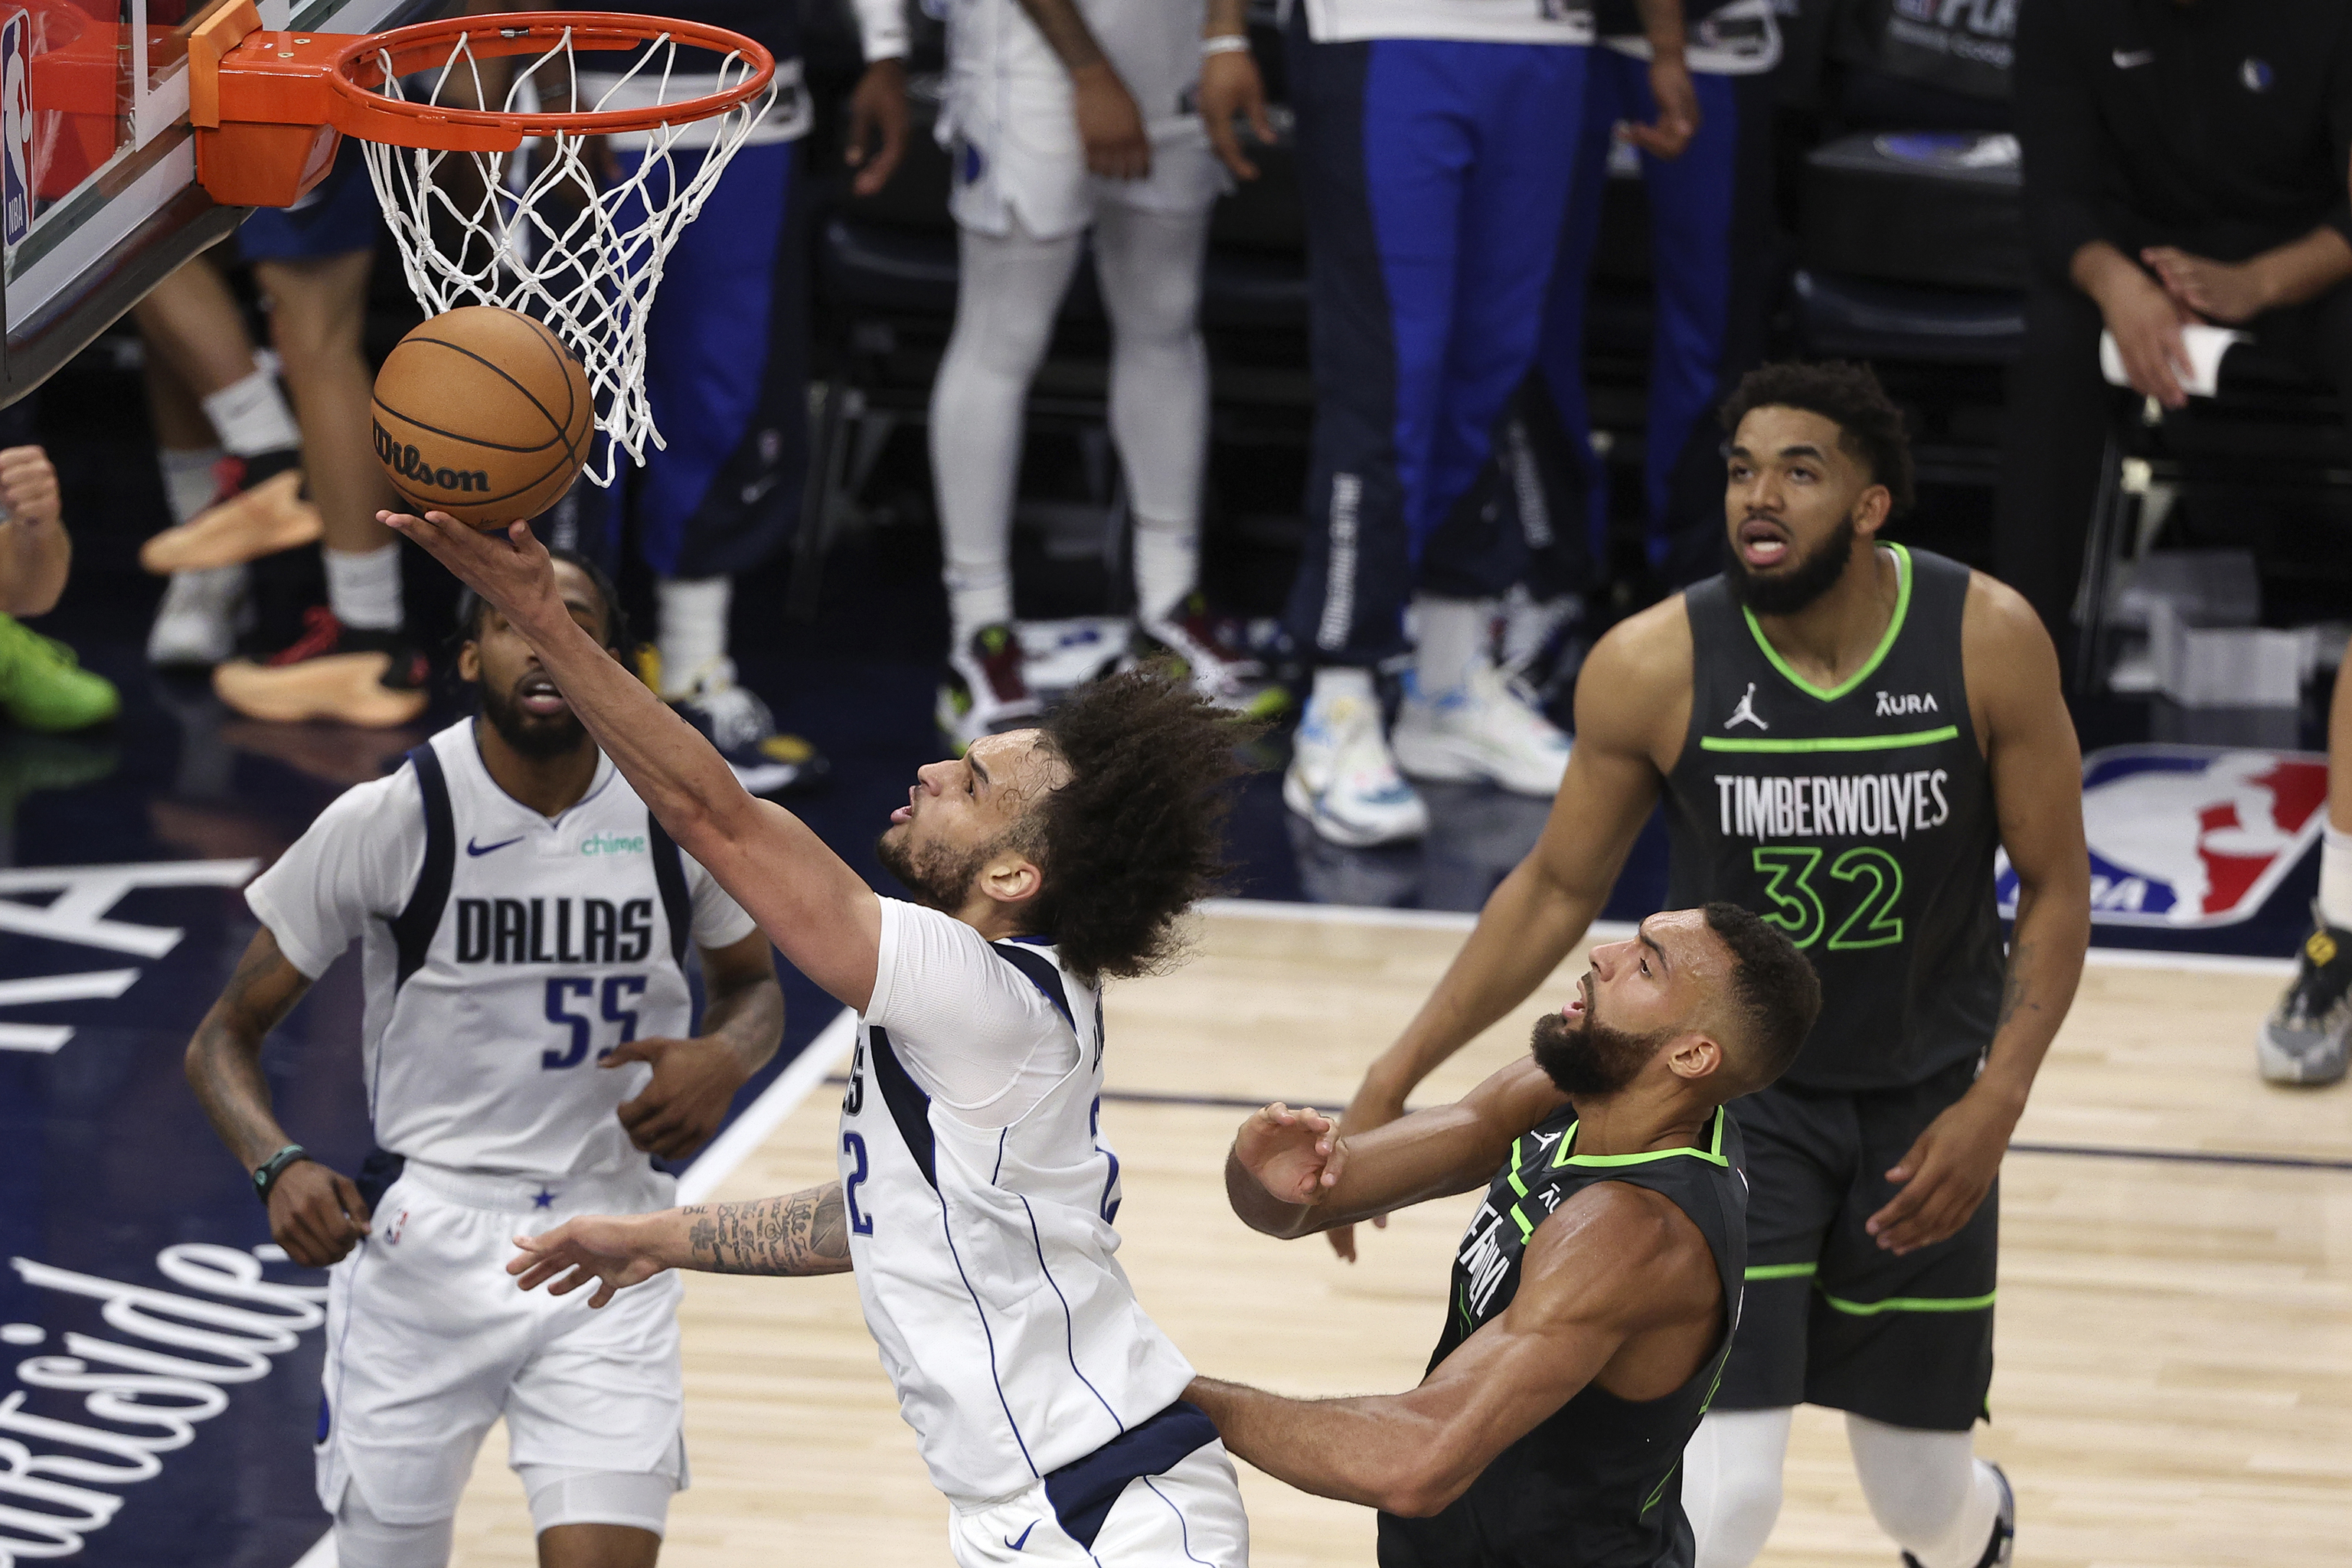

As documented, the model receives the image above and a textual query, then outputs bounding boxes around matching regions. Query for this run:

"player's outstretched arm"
[185,928,373,1267]
[381,511,886,1009]
[1189,1182,1718,1515]
[510,1182,852,1306]
[1227,1060,1566,1240]
[1867,577,2091,1255]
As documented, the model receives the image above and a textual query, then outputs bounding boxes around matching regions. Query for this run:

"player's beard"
[480,680,586,760]
[1726,512,1855,617]
[876,825,995,914]
[1530,1008,1670,1099]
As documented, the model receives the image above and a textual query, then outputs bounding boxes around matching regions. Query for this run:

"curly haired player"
[384,505,1263,1567]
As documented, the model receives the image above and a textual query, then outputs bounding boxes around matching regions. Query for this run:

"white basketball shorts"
[948,1411,1248,1567]
[943,70,1227,240]
[315,1159,687,1525]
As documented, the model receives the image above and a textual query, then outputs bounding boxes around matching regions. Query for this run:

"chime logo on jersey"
[1994,743,2328,927]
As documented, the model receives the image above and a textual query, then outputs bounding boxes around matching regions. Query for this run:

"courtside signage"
[1994,743,2329,927]
[2,9,30,249]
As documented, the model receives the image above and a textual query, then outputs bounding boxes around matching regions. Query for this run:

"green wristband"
[253,1144,312,1207]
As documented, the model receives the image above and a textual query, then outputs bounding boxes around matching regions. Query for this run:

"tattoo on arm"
[679,1184,852,1276]
[1995,939,2035,1030]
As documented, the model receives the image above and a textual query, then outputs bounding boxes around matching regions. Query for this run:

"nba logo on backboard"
[1995,744,2329,928]
[1,10,30,249]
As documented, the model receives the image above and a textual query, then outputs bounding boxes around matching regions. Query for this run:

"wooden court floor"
[444,906,2352,1567]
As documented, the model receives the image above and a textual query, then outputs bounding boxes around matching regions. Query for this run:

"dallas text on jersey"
[452,897,659,964]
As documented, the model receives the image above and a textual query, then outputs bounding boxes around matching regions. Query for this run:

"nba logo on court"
[0,8,28,248]
[1995,744,2330,927]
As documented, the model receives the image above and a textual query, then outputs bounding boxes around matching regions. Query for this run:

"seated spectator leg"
[1993,276,2110,657]
[1090,196,1212,630]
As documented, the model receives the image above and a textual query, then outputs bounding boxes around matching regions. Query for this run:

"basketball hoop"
[190,3,779,484]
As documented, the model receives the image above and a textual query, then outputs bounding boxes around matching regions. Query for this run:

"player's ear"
[1664,1031,1724,1086]
[1853,482,1891,541]
[457,639,482,684]
[977,851,1043,909]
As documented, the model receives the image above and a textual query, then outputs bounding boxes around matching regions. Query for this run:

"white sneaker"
[1283,687,1428,846]
[668,657,830,798]
[146,565,247,668]
[1392,658,1572,797]
[938,624,1042,754]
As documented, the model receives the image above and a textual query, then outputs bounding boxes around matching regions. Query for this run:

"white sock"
[1413,596,1491,699]
[199,368,300,459]
[1685,1407,1792,1568]
[2320,824,2352,930]
[1845,1414,1996,1568]
[946,563,1014,652]
[656,576,730,697]
[1132,512,1198,627]
[324,544,403,632]
[1309,665,1376,711]
[159,446,224,526]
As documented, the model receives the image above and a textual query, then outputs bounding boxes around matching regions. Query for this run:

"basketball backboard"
[0,0,423,407]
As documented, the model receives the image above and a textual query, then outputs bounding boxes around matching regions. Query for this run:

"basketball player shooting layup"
[1191,906,1819,1568]
[1328,363,2090,1568]
[184,552,785,1568]
[380,507,1258,1566]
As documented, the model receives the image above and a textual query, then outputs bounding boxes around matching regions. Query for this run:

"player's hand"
[266,1161,371,1268]
[1071,60,1152,180]
[1235,1102,1348,1204]
[607,1036,747,1159]
[1622,57,1700,159]
[847,57,910,198]
[0,446,60,530]
[1864,1089,2017,1256]
[1324,1074,1409,1263]
[2091,266,2195,410]
[1198,46,1273,181]
[508,1214,666,1308]
[2141,246,2271,328]
[379,511,567,641]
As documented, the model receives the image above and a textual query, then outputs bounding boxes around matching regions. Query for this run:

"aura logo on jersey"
[454,897,655,964]
[1714,769,1952,844]
[1994,744,2328,927]
[0,1245,326,1563]
[1873,690,1940,717]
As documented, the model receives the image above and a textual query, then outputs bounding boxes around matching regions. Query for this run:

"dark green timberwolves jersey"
[1377,1106,1747,1568]
[1664,544,2004,1091]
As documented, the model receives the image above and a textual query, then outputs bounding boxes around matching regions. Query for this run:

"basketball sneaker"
[1391,658,1572,797]
[0,616,119,732]
[1902,1460,2013,1568]
[1131,596,1292,719]
[668,658,830,799]
[147,564,250,669]
[2256,909,2352,1086]
[939,624,1041,753]
[213,606,431,728]
[139,451,322,575]
[1284,681,1428,847]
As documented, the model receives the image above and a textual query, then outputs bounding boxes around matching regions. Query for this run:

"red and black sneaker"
[213,606,431,727]
[937,623,1041,753]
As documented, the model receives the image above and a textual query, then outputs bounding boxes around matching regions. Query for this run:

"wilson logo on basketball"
[374,422,490,494]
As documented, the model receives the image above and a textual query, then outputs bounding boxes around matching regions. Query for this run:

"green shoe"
[0,616,119,731]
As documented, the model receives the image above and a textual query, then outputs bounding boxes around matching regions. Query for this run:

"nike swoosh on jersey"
[1005,1521,1038,1551]
[465,835,526,857]
[2112,48,2154,67]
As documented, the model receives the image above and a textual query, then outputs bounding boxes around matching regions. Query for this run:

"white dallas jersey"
[246,720,756,1181]
[1302,0,1594,46]
[840,900,1194,1504]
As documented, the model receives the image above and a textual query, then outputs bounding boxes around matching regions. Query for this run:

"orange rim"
[328,11,775,139]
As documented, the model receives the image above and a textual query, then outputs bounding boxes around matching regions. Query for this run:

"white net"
[352,26,777,485]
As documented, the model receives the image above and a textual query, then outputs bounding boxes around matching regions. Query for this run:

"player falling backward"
[382,502,1259,1566]
[1328,363,2090,1568]
[1194,904,1821,1568]
[184,554,785,1568]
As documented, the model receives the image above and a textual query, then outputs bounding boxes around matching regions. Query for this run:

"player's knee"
[1686,1407,1792,1568]
[332,1488,455,1568]
[1844,1413,1974,1546]
[519,1464,675,1543]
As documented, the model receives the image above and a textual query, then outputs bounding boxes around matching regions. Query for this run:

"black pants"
[1992,269,2352,651]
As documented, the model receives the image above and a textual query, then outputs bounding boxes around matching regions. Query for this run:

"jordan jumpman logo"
[1724,682,1768,731]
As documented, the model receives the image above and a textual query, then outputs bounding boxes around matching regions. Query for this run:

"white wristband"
[1201,34,1251,57]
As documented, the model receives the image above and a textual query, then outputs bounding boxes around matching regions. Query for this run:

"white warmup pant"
[1684,1406,1998,1568]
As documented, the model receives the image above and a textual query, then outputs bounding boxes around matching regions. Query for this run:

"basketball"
[371,306,593,529]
